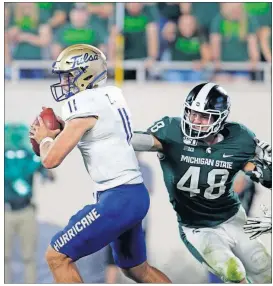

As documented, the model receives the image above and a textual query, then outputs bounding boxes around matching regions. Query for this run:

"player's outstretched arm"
[131,132,163,152]
[40,117,97,169]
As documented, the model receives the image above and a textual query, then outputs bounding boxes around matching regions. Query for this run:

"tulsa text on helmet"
[70,53,99,69]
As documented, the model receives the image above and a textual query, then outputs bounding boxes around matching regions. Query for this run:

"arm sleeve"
[131,132,155,151]
[210,14,221,34]
[144,4,160,23]
[248,15,259,34]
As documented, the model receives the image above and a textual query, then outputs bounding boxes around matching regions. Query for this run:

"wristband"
[40,137,54,148]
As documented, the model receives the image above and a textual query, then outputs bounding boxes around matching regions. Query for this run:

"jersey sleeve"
[147,116,172,144]
[238,124,272,187]
[62,92,101,121]
[238,123,257,157]
[238,123,256,140]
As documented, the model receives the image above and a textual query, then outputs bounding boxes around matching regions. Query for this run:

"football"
[30,108,61,156]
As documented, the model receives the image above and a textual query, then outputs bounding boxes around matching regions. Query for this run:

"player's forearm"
[48,11,66,29]
[146,23,159,59]
[40,139,63,169]
[259,28,272,62]
[210,34,221,61]
[132,132,162,152]
[247,35,259,63]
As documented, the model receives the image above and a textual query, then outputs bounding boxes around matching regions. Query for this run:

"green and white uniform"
[147,116,271,283]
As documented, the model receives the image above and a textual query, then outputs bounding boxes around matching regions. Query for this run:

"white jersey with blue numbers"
[62,86,143,192]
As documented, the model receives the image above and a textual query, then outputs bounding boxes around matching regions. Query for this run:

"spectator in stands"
[87,3,114,53]
[7,3,51,79]
[210,3,259,82]
[162,14,211,82]
[4,123,55,283]
[109,3,159,80]
[87,3,113,34]
[158,3,180,24]
[245,3,271,33]
[259,23,272,63]
[157,3,180,61]
[5,3,12,80]
[180,3,220,38]
[51,5,106,60]
[37,2,67,31]
[55,3,113,45]
[245,3,272,63]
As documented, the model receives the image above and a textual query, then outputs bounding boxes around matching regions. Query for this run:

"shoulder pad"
[61,90,100,121]
[147,116,179,143]
[225,122,256,139]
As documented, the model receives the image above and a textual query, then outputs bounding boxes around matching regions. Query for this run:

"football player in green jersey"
[132,82,272,283]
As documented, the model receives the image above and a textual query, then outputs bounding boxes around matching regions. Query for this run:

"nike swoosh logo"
[223,154,234,158]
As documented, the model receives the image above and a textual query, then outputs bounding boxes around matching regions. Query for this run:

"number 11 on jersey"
[118,108,132,144]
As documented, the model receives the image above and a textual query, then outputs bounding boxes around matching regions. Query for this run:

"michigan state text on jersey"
[29,44,171,283]
[132,82,272,283]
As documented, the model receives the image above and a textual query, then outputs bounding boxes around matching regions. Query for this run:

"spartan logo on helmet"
[181,82,230,139]
[50,44,107,102]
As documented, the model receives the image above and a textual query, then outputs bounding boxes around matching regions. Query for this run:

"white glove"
[244,205,272,239]
[255,139,272,164]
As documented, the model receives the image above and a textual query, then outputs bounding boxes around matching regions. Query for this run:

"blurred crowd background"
[4,2,272,82]
[4,2,272,284]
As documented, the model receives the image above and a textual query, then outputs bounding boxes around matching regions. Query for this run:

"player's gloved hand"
[244,204,272,239]
[255,138,272,164]
[244,165,263,183]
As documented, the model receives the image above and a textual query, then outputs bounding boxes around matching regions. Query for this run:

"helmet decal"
[70,53,99,69]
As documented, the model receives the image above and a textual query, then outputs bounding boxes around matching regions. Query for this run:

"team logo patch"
[184,146,194,152]
[183,136,198,146]
[206,147,212,154]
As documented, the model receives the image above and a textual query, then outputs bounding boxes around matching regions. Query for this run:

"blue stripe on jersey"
[122,108,132,142]
[68,101,72,113]
[73,99,77,111]
[118,108,130,143]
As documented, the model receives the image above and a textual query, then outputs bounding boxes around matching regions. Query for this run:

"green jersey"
[4,148,41,204]
[54,23,105,48]
[148,117,257,228]
[170,30,207,61]
[210,14,258,62]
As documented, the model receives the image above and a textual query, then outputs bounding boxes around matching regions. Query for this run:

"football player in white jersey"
[30,44,171,283]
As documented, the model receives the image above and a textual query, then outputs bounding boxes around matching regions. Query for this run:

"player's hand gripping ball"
[30,107,62,156]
